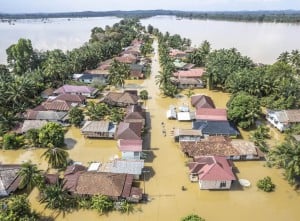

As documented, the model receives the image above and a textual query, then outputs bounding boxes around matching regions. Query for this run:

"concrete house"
[266,109,300,131]
[193,120,239,138]
[118,139,143,160]
[191,95,215,109]
[116,122,143,140]
[195,108,227,121]
[188,156,236,190]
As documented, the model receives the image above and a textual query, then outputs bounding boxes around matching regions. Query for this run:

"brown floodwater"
[1,40,299,221]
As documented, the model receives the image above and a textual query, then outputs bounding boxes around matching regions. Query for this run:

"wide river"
[1,16,300,64]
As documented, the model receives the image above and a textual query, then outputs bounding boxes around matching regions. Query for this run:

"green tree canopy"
[227,92,261,129]
[18,161,43,191]
[69,107,84,127]
[267,140,300,185]
[206,48,254,89]
[42,146,69,169]
[38,122,65,148]
[6,38,37,75]
[181,214,206,221]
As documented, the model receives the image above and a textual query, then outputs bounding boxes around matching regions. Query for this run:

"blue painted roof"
[192,120,239,136]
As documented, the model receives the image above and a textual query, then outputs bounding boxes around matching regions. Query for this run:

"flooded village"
[1,18,300,221]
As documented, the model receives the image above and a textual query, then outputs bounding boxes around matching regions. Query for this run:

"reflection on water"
[1,40,300,221]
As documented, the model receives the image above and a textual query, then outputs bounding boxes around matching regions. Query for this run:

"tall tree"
[18,161,43,191]
[42,146,69,169]
[227,92,261,129]
[6,38,36,75]
[38,122,65,148]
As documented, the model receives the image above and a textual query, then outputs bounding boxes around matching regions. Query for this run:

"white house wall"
[199,180,231,189]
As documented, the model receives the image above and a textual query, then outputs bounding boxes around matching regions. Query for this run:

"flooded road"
[1,40,300,221]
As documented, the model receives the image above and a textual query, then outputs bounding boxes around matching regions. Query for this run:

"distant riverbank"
[2,10,300,23]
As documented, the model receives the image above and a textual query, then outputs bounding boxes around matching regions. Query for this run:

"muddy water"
[2,40,300,220]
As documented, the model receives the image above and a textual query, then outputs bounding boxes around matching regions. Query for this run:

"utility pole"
[142,170,150,201]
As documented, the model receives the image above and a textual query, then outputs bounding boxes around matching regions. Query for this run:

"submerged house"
[81,121,116,138]
[116,122,143,140]
[72,172,142,202]
[19,120,48,134]
[118,139,143,160]
[193,120,239,138]
[98,159,144,180]
[53,85,98,98]
[266,109,300,131]
[173,68,205,79]
[129,64,145,79]
[191,95,215,109]
[77,73,108,85]
[188,156,236,190]
[102,92,139,107]
[180,136,261,160]
[173,128,202,142]
[25,110,68,124]
[195,108,227,121]
[124,105,146,127]
[171,78,204,89]
[0,164,21,197]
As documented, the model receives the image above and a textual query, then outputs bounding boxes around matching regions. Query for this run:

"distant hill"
[1,10,300,23]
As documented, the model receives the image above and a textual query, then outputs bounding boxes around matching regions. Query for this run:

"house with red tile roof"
[169,49,187,58]
[116,122,143,140]
[173,68,205,78]
[118,139,143,160]
[195,108,227,121]
[188,156,236,189]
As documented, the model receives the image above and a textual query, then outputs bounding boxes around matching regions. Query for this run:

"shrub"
[257,176,275,192]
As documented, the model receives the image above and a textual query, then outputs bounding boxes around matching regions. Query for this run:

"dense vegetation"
[155,31,191,97]
[0,19,142,136]
[2,10,300,23]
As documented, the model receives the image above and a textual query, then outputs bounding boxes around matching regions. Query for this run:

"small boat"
[239,179,251,187]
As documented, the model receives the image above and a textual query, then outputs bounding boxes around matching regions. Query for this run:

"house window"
[220,181,227,188]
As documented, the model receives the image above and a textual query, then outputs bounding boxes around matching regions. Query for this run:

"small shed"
[167,106,177,120]
[174,128,202,142]
[177,112,195,121]
[81,121,116,138]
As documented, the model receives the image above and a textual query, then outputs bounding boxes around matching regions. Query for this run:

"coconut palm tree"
[42,146,69,169]
[268,140,300,185]
[18,161,43,191]
[40,183,72,212]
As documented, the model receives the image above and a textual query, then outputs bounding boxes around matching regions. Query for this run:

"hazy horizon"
[1,0,300,14]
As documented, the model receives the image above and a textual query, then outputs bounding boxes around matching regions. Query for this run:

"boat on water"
[239,179,251,187]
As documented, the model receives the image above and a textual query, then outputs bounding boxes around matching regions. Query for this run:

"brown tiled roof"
[103,92,138,106]
[121,174,134,197]
[126,105,144,114]
[115,54,137,64]
[180,137,240,158]
[116,122,142,140]
[124,112,145,120]
[75,172,128,197]
[53,94,86,103]
[63,165,86,192]
[65,164,87,176]
[42,100,73,111]
[191,95,215,109]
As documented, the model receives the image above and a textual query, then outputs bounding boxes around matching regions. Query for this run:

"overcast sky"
[1,0,300,13]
